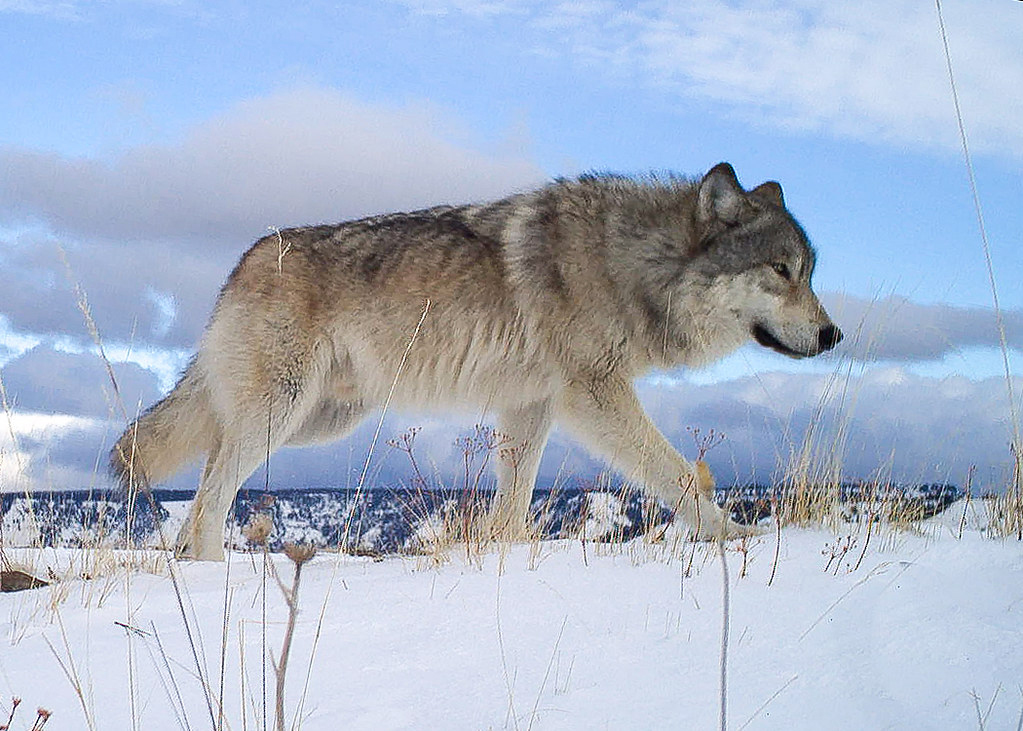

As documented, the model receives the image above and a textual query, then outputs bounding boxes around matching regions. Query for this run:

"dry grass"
[985,444,1023,539]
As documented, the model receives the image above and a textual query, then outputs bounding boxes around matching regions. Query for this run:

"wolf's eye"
[771,262,791,280]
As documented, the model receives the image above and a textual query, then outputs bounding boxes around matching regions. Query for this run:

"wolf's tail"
[110,361,217,489]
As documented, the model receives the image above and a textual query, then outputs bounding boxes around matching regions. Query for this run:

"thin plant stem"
[717,538,730,731]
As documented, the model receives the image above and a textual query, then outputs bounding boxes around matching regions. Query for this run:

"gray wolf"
[111,163,842,560]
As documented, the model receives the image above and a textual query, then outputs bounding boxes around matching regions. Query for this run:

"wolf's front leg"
[489,398,554,539]
[558,376,748,540]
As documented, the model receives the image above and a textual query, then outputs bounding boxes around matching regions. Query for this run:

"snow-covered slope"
[1,499,1020,730]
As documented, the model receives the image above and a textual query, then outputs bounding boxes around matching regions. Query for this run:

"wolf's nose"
[818,324,843,351]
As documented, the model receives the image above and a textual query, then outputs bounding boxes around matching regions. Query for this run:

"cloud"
[0,1,78,19]
[0,87,544,349]
[1,345,163,420]
[395,0,1023,160]
[635,368,1022,490]
[0,412,104,492]
[825,294,1023,363]
[398,0,529,18]
[0,231,229,349]
[0,87,543,245]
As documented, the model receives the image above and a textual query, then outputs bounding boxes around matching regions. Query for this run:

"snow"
[1,500,1022,730]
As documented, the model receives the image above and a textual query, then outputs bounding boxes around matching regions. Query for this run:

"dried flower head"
[283,543,317,566]
[32,707,52,730]
[242,512,273,547]
[1,695,21,731]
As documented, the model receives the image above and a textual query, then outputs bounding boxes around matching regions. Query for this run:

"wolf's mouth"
[751,324,807,359]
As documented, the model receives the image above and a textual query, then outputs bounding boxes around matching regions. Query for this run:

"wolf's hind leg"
[558,377,745,540]
[177,436,271,561]
[177,374,333,560]
[489,398,553,539]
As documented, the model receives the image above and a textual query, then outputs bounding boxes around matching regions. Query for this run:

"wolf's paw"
[485,501,536,544]
[173,535,226,562]
[722,517,769,539]
[682,461,769,541]
[174,544,226,562]
[686,513,768,542]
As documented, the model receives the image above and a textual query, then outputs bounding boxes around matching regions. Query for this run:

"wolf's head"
[684,162,842,360]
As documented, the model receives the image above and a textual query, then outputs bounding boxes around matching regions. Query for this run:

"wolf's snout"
[818,324,842,352]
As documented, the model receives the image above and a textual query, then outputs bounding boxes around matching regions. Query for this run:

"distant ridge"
[1,483,962,553]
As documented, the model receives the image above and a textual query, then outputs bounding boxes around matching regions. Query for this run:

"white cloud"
[825,293,1023,363]
[0,0,78,19]
[1,345,163,420]
[626,0,1023,157]
[399,0,530,17]
[0,87,544,244]
[0,315,42,367]
[0,230,226,349]
[394,0,1023,160]
[0,411,100,492]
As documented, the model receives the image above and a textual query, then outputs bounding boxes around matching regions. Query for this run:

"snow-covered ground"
[1,500,1021,730]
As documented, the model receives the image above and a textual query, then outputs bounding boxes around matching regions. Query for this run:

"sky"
[0,0,1021,494]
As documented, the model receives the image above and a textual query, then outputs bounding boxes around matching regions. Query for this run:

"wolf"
[111,163,841,560]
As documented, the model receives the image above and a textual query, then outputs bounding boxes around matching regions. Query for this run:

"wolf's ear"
[698,162,747,225]
[751,181,784,207]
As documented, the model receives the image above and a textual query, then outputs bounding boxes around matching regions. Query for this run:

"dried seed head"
[283,543,317,566]
[242,512,273,547]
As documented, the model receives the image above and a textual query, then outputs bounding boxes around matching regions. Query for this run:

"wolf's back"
[110,362,217,488]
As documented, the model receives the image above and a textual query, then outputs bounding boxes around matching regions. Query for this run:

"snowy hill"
[0,497,1020,730]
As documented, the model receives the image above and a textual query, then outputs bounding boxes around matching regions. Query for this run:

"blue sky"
[1,0,1021,493]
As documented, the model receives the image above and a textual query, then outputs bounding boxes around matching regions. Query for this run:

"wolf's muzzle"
[818,324,842,352]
